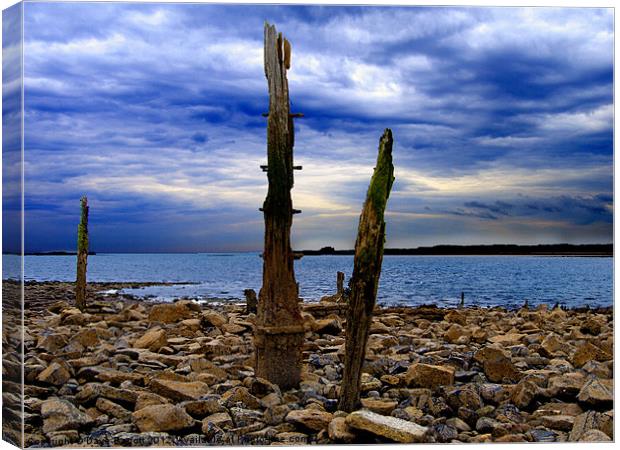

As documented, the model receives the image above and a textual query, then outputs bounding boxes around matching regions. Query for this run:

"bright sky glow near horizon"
[2,2,614,252]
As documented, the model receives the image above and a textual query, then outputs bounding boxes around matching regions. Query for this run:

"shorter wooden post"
[244,289,258,314]
[522,299,529,310]
[75,196,89,311]
[338,129,394,412]
[337,272,345,296]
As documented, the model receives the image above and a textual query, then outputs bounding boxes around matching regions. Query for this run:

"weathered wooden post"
[75,196,89,311]
[244,289,258,314]
[337,271,345,296]
[254,22,305,389]
[338,129,394,412]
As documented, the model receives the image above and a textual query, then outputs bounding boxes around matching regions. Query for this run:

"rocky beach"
[2,281,614,447]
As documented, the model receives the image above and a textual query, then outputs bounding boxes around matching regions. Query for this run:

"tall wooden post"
[338,129,394,412]
[254,23,304,389]
[75,196,89,311]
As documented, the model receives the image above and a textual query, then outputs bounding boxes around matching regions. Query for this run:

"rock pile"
[7,281,614,446]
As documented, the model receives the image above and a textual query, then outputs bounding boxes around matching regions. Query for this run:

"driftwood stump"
[338,129,394,412]
[75,196,89,311]
[254,22,304,389]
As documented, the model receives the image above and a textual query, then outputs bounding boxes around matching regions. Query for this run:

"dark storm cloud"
[2,3,21,153]
[463,201,513,217]
[452,195,612,225]
[16,3,613,252]
[2,3,23,254]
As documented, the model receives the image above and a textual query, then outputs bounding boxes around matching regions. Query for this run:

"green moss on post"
[367,129,395,218]
[76,196,89,311]
[338,129,394,412]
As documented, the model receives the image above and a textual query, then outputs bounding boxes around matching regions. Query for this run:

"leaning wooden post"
[338,129,394,412]
[254,23,305,389]
[75,196,89,311]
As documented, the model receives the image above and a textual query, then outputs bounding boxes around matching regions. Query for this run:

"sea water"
[3,253,612,308]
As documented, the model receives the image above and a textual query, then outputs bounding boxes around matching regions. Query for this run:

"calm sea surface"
[3,253,612,308]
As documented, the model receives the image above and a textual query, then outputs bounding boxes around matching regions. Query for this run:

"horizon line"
[6,242,614,256]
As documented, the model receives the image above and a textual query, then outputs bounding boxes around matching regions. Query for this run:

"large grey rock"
[346,410,429,443]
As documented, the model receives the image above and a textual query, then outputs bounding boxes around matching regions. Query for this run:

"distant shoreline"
[19,251,97,256]
[301,244,613,257]
[4,243,612,257]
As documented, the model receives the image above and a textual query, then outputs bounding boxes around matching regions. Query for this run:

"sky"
[2,2,614,252]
